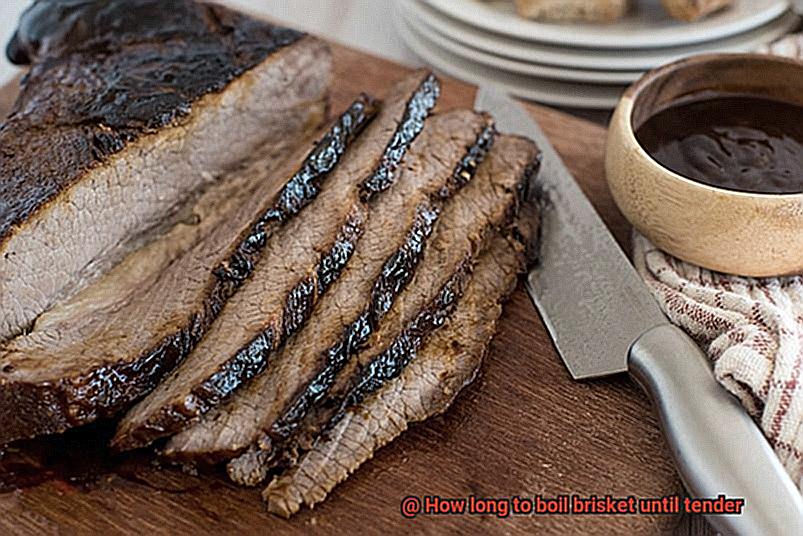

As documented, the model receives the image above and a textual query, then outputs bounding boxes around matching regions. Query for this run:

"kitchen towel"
[633,234,803,490]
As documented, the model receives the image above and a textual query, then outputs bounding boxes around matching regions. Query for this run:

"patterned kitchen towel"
[632,234,803,490]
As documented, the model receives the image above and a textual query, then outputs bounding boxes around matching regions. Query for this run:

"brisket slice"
[164,111,496,463]
[0,96,378,445]
[223,135,539,486]
[264,231,528,517]
[0,1,329,340]
[113,72,440,451]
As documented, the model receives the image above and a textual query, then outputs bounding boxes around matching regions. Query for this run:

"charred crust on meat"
[440,123,496,198]
[261,234,528,516]
[0,97,375,446]
[270,205,440,439]
[107,101,374,449]
[147,213,365,429]
[521,152,547,269]
[359,74,440,200]
[0,0,306,245]
[112,77,444,451]
[325,257,475,431]
[269,125,498,443]
[258,94,379,227]
[216,73,446,448]
[236,139,535,481]
[283,213,364,339]
[214,95,378,284]
[8,0,302,67]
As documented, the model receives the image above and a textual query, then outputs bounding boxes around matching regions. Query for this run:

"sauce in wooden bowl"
[636,95,803,194]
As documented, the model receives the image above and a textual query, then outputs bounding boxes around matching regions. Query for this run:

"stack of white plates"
[394,0,799,108]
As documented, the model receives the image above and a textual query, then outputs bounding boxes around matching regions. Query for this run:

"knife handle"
[628,324,803,536]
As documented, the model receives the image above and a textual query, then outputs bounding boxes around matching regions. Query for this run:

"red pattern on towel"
[634,234,803,489]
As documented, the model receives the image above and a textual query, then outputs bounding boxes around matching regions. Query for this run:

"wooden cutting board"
[0,43,688,535]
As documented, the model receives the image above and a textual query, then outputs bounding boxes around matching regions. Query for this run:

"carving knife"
[475,86,803,536]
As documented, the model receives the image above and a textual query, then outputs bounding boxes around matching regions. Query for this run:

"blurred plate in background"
[394,12,626,108]
[422,0,790,48]
[398,1,641,84]
[404,0,799,71]
[396,0,799,108]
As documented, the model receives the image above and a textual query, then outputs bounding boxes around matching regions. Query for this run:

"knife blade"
[476,85,666,379]
[475,86,803,536]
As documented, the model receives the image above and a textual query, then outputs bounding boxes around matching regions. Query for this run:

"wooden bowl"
[605,53,803,277]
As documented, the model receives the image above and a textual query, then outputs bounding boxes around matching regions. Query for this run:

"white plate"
[422,0,790,49]
[394,12,626,109]
[398,0,641,84]
[408,0,800,71]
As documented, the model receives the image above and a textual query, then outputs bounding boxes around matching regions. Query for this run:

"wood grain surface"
[0,43,691,535]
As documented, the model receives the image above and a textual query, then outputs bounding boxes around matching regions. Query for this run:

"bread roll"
[514,0,629,23]
[661,0,733,22]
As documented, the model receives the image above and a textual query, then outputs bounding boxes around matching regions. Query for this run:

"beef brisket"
[264,231,528,517]
[0,95,378,445]
[0,1,544,517]
[0,1,329,340]
[218,135,538,486]
[163,110,497,463]
[112,72,440,451]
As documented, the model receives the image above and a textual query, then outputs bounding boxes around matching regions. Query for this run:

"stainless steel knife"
[475,86,803,536]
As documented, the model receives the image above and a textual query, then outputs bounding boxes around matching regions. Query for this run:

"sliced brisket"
[218,135,538,486]
[0,1,329,340]
[0,1,545,516]
[0,96,378,445]
[112,72,440,451]
[163,110,496,464]
[264,231,528,517]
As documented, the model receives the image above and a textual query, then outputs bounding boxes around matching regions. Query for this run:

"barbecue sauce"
[635,95,803,194]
